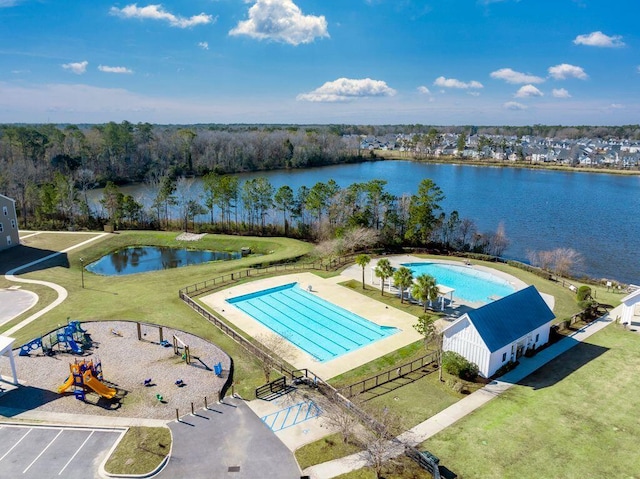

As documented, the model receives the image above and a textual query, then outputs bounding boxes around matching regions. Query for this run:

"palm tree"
[411,274,439,312]
[374,259,394,296]
[355,254,371,289]
[393,266,413,304]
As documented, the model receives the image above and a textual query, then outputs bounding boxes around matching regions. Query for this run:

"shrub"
[492,360,519,378]
[576,285,592,302]
[442,351,479,381]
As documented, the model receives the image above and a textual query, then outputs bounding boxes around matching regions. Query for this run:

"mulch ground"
[0,321,230,420]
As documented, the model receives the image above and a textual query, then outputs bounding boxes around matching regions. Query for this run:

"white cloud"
[98,65,133,74]
[110,4,214,28]
[610,103,624,109]
[230,0,329,46]
[417,86,431,95]
[573,31,625,48]
[490,68,544,84]
[515,84,543,98]
[548,63,588,80]
[296,78,396,102]
[62,61,88,74]
[467,91,480,97]
[433,76,483,89]
[504,101,527,111]
[552,88,571,98]
[198,41,209,50]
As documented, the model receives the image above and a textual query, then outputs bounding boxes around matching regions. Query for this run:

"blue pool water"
[227,283,398,362]
[402,262,516,304]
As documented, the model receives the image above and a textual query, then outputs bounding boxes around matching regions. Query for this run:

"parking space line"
[58,430,94,476]
[0,428,31,463]
[23,429,63,473]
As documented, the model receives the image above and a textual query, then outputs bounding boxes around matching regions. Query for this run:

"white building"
[620,288,640,327]
[442,285,555,378]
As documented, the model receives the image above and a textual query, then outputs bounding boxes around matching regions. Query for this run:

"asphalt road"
[156,396,302,479]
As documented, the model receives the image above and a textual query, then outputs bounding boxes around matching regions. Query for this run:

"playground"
[0,321,230,419]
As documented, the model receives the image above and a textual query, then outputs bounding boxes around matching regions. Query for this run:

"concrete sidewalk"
[304,307,618,479]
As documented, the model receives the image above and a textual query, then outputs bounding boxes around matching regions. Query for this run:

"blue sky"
[0,0,638,125]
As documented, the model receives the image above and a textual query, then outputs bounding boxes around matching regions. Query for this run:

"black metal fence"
[338,351,438,399]
[178,256,442,478]
[178,255,355,298]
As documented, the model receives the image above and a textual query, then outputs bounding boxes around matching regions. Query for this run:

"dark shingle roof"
[467,285,555,352]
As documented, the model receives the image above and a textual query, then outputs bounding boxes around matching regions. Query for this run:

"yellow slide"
[82,370,117,399]
[57,375,74,394]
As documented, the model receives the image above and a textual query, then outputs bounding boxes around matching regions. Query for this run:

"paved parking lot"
[0,423,124,479]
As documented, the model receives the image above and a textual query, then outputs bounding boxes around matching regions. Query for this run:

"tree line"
[97,173,508,257]
[0,122,363,228]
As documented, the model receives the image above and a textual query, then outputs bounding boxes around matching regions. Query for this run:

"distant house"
[620,288,640,327]
[442,286,555,378]
[0,194,19,251]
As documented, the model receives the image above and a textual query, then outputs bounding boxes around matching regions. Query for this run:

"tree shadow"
[0,245,69,275]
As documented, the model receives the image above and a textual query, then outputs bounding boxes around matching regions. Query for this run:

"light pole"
[80,257,84,289]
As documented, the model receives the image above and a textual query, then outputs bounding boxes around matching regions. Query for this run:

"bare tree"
[552,247,584,278]
[254,333,292,383]
[529,247,583,278]
[323,402,360,445]
[359,405,404,479]
[488,222,510,257]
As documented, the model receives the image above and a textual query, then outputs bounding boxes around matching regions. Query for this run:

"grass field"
[1,230,314,398]
[422,325,640,478]
[103,426,171,475]
[4,231,631,478]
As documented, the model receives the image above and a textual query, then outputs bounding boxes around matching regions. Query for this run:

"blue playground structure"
[20,320,88,357]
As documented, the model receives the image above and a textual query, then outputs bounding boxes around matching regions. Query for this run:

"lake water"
[89,161,640,283]
[86,246,241,275]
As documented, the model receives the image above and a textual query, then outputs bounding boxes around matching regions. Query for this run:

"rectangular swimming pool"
[226,283,398,362]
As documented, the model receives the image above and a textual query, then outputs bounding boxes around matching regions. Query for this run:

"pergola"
[0,335,18,385]
[437,284,455,310]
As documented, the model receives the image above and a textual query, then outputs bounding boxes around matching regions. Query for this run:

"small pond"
[86,246,242,276]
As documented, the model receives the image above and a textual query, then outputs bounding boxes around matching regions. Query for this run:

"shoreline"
[373,151,640,176]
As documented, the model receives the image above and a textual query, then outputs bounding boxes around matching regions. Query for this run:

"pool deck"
[200,271,424,380]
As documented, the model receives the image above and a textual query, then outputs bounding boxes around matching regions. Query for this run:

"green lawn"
[423,325,640,478]
[104,426,171,475]
[2,231,313,399]
[295,433,364,470]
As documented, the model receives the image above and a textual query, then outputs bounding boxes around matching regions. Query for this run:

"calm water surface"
[87,246,241,275]
[90,161,640,283]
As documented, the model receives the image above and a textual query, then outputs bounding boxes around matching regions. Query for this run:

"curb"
[99,426,173,479]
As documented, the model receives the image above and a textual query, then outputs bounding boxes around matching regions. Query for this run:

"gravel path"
[0,321,230,420]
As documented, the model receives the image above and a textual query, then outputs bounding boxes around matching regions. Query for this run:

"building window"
[6,236,11,246]
[2,206,7,216]
[502,352,507,362]
[535,333,539,343]
[10,219,16,229]
[0,223,3,233]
